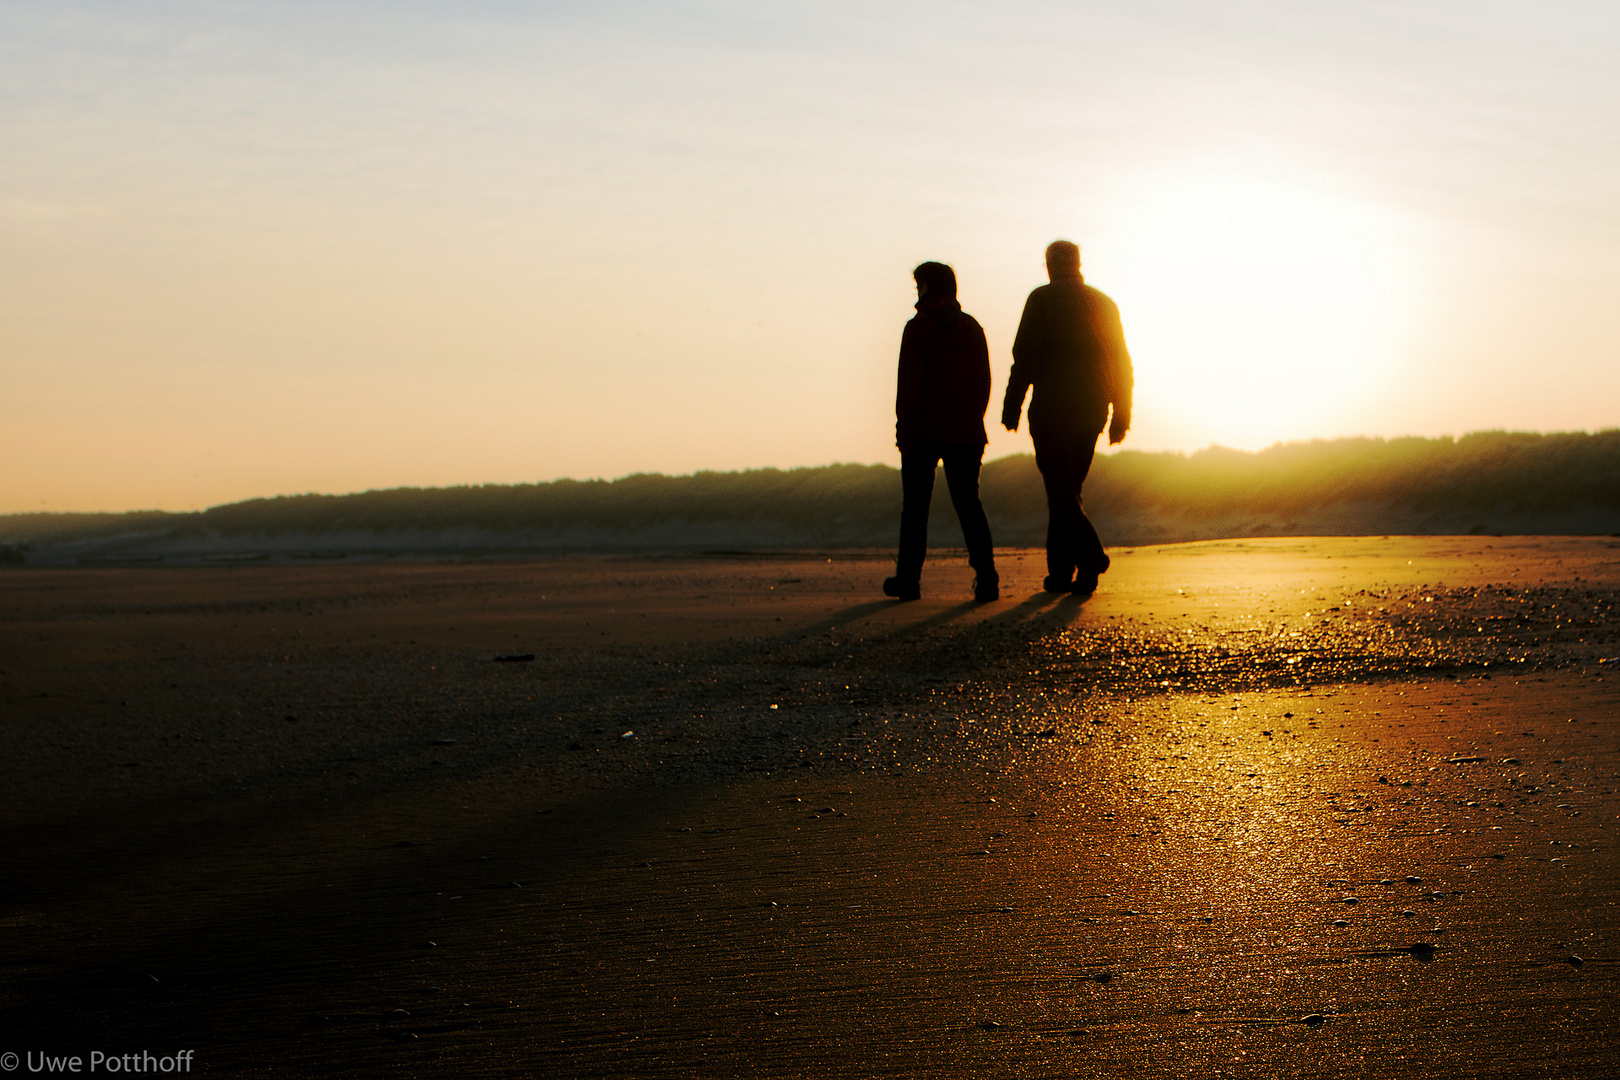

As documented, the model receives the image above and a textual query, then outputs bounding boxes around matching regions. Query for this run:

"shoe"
[1072,571,1099,596]
[1042,574,1073,593]
[972,570,1000,602]
[883,576,920,601]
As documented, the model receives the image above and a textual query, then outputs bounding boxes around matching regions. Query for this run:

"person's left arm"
[1001,292,1041,431]
[895,318,923,451]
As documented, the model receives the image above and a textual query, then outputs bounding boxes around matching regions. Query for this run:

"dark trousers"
[1033,430,1108,582]
[895,443,996,584]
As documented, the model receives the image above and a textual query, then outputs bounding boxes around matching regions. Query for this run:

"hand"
[1108,416,1128,445]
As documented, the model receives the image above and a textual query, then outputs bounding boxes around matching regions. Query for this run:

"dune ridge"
[4,430,1618,564]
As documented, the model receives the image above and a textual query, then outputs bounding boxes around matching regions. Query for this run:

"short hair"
[1045,240,1081,274]
[912,261,957,298]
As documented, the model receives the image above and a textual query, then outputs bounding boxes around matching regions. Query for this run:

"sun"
[1100,176,1411,450]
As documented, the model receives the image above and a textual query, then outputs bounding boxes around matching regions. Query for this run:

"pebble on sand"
[1301,1013,1326,1027]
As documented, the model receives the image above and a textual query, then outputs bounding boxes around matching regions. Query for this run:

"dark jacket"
[896,297,991,451]
[1001,273,1132,438]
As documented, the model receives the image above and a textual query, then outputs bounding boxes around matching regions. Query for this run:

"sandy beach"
[2,536,1618,1077]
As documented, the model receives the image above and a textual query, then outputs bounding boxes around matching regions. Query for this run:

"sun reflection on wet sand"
[979,665,1620,1075]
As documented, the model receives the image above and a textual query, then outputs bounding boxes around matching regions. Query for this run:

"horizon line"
[5,427,1618,520]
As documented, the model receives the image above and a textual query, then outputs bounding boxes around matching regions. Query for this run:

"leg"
[1064,436,1109,578]
[893,448,940,590]
[940,446,995,572]
[1033,436,1082,585]
[1035,432,1106,589]
[941,445,998,601]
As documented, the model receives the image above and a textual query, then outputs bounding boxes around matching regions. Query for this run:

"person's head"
[1045,240,1081,280]
[912,261,956,300]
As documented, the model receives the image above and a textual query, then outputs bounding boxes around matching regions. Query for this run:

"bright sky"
[3,1,1618,512]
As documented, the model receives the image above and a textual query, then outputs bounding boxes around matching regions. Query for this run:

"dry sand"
[2,536,1618,1077]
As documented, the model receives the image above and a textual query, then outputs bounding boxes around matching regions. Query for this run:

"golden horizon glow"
[2,3,1618,513]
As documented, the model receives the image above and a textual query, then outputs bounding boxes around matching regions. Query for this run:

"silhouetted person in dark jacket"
[885,261,999,602]
[1001,240,1133,595]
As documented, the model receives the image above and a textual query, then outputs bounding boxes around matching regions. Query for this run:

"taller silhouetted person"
[885,261,999,603]
[1001,240,1133,596]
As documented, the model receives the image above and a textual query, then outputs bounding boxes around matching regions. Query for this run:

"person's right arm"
[1100,296,1133,445]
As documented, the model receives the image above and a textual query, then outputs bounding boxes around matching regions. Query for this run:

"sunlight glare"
[1106,177,1410,449]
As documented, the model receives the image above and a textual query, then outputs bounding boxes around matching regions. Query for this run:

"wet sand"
[2,537,1618,1076]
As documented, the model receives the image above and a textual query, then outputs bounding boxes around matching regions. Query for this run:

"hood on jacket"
[912,260,957,300]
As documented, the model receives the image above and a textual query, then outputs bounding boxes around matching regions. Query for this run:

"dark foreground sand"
[3,537,1618,1077]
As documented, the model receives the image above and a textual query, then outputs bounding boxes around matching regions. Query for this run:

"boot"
[972,568,999,602]
[883,576,920,601]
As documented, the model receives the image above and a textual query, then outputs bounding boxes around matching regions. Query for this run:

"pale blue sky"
[3,1,1617,510]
